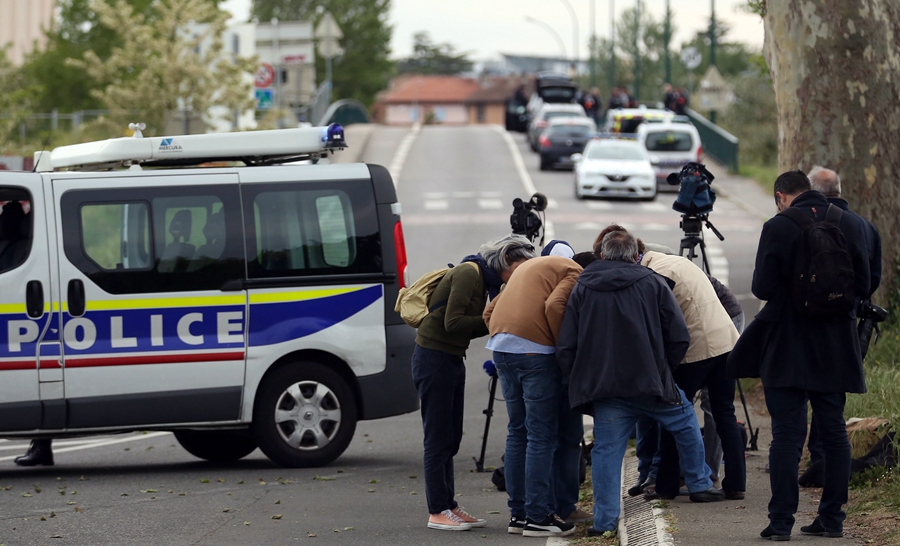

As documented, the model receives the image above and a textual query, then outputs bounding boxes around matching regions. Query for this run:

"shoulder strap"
[779,206,814,228]
[824,203,843,225]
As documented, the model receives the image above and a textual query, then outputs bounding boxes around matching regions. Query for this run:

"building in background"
[254,21,317,115]
[375,75,481,125]
[0,0,56,65]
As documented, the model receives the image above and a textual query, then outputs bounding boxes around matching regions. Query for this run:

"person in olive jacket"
[412,234,536,532]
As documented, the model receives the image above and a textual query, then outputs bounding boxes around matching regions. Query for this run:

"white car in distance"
[572,139,658,200]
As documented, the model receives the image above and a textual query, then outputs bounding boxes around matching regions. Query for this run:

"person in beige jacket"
[592,226,745,500]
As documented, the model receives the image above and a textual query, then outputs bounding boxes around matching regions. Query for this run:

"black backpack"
[780,204,856,317]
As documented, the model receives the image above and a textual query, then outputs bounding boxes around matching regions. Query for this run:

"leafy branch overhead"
[68,0,257,136]
[396,32,473,75]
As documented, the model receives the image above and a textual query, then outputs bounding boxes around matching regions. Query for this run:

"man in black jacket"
[557,231,723,536]
[751,170,869,541]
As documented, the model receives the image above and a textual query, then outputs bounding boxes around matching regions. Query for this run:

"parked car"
[636,121,703,191]
[604,106,673,134]
[537,117,597,171]
[528,103,588,151]
[572,138,657,200]
[523,73,579,135]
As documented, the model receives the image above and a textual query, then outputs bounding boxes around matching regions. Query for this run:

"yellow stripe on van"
[249,287,362,304]
[0,303,27,314]
[85,295,246,312]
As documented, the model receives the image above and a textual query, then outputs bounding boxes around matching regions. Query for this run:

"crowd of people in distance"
[663,83,691,115]
[407,166,881,541]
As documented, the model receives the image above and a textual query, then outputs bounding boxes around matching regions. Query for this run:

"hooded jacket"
[556,259,690,411]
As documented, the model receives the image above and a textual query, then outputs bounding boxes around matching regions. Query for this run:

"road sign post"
[680,47,702,97]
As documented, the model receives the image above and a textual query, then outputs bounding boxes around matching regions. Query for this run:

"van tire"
[174,430,258,462]
[252,362,357,468]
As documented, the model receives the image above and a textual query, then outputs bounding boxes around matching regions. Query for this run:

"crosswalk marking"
[477,198,504,210]
[424,200,449,210]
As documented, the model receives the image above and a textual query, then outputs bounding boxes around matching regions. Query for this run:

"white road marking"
[452,191,476,198]
[587,201,614,210]
[0,432,172,462]
[423,191,447,199]
[480,191,503,197]
[639,202,667,212]
[491,125,538,196]
[388,123,421,187]
[477,199,504,210]
[547,198,560,209]
[424,199,449,210]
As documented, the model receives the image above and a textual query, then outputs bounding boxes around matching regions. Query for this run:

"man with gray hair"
[802,166,882,478]
[557,231,723,537]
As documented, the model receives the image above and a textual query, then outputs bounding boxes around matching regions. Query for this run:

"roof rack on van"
[34,123,347,172]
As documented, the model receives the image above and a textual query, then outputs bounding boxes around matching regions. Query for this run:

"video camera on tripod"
[510,192,548,245]
[668,162,724,268]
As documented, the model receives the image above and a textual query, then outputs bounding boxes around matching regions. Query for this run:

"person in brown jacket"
[482,249,583,538]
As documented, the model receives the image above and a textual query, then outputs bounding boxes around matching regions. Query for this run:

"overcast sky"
[220,0,764,61]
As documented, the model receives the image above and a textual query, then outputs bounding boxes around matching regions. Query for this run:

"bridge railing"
[685,108,739,173]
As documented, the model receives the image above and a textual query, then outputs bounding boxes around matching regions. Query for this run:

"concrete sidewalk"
[619,170,863,545]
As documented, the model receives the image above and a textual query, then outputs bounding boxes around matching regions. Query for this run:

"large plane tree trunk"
[763,0,900,299]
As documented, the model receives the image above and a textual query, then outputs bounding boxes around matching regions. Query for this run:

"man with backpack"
[750,170,870,541]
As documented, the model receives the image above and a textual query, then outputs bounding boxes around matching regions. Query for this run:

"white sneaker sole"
[508,527,524,534]
[464,519,487,528]
[522,527,577,537]
[427,522,473,531]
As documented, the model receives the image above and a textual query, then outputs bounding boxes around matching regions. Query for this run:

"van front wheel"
[252,362,357,468]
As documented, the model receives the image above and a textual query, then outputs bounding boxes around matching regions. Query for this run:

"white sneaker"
[427,509,473,531]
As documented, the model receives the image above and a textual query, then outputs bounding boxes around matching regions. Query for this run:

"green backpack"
[394,262,479,328]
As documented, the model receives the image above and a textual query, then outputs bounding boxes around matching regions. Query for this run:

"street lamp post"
[557,0,579,70]
[589,0,596,87]
[524,16,567,62]
[609,0,616,89]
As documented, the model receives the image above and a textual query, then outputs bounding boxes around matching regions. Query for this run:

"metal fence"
[685,108,740,172]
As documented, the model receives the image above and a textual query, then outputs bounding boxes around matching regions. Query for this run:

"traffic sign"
[255,88,274,110]
[315,12,343,60]
[681,47,702,70]
[255,63,276,88]
[695,65,733,112]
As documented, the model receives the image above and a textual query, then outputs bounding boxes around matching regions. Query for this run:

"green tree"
[251,0,392,108]
[396,32,473,75]
[0,47,38,153]
[68,0,255,136]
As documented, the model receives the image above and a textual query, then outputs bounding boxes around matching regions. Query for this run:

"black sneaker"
[760,525,791,541]
[508,516,526,534]
[800,518,843,537]
[522,514,575,537]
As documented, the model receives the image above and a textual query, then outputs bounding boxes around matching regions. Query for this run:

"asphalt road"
[0,125,845,546]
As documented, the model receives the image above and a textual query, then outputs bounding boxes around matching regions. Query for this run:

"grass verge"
[843,323,900,545]
[738,163,778,194]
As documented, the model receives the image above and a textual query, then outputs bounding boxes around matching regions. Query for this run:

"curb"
[714,184,771,224]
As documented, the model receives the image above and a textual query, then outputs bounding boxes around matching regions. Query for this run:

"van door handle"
[67,279,86,317]
[26,280,44,318]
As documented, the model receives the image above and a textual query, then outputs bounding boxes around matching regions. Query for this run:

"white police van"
[0,124,418,467]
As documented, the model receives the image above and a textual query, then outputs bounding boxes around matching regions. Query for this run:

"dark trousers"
[411,344,466,514]
[765,387,850,534]
[656,353,746,496]
[806,413,825,463]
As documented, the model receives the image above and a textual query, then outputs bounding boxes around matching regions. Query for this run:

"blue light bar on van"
[323,123,346,149]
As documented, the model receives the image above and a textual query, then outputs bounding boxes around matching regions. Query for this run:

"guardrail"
[316,99,369,127]
[685,108,739,172]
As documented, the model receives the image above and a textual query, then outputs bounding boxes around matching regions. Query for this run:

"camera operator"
[799,166,884,481]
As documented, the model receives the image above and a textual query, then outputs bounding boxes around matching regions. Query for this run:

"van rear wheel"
[252,362,357,468]
[174,430,258,462]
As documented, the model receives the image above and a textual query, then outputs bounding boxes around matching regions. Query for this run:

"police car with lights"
[0,124,418,468]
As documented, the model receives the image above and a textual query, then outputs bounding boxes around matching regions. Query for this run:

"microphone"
[482,360,496,377]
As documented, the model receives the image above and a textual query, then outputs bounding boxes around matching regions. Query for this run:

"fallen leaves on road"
[199,478,210,483]
[272,515,282,520]
[313,476,335,481]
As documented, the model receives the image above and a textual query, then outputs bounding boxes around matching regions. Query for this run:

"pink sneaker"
[428,509,473,531]
[452,507,487,528]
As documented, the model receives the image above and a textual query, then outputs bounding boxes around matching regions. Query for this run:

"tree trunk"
[763,0,900,300]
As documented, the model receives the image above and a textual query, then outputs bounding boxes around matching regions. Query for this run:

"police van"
[0,124,418,467]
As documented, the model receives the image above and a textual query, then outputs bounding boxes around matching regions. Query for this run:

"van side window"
[245,181,381,279]
[81,203,151,270]
[0,193,33,274]
[61,185,242,294]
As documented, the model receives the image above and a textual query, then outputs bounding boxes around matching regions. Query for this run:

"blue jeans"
[411,345,465,514]
[765,388,849,534]
[550,384,584,519]
[494,352,561,522]
[591,393,711,532]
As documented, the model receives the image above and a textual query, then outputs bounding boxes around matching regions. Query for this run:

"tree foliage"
[396,32,473,75]
[0,48,39,152]
[68,0,255,136]
[250,0,392,108]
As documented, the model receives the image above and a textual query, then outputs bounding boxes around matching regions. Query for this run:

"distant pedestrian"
[412,235,536,531]
[748,170,870,541]
[557,230,723,537]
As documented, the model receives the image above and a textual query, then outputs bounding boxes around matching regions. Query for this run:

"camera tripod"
[679,214,760,451]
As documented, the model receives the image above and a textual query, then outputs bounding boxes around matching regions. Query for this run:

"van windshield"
[645,131,694,152]
[587,145,646,161]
